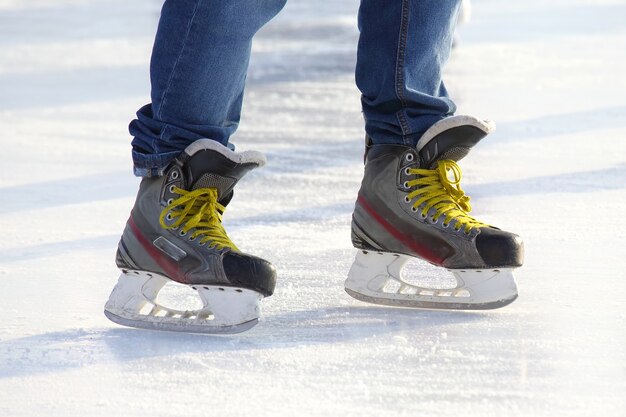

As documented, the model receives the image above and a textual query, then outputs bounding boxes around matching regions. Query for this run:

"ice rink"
[1,0,625,416]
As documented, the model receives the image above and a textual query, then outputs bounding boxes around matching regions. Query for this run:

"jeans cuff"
[132,149,182,178]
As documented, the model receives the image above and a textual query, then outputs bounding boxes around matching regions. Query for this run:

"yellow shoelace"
[405,160,488,233]
[159,187,239,251]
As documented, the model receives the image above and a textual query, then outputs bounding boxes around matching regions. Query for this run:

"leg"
[347,1,524,309]
[356,0,460,147]
[130,0,287,177]
[105,0,286,334]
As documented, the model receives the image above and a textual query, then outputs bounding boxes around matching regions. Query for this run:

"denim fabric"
[131,0,460,177]
[357,0,460,146]
[131,0,287,176]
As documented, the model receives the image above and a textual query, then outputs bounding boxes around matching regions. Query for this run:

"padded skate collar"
[185,139,267,167]
[415,115,495,168]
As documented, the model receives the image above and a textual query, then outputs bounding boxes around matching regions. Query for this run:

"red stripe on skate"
[357,195,444,265]
[127,216,188,283]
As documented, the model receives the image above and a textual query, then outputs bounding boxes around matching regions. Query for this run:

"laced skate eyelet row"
[404,167,411,175]
[179,230,187,237]
[166,213,173,221]
[404,196,411,203]
[167,198,173,205]
[411,206,418,212]
[403,181,410,188]
[169,185,176,193]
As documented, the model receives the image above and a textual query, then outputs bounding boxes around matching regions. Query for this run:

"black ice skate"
[346,115,524,310]
[104,140,276,333]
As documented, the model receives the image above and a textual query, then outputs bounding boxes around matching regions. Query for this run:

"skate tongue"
[416,115,495,168]
[181,139,266,201]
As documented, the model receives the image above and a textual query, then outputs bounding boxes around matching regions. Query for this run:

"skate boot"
[346,115,524,310]
[104,139,276,334]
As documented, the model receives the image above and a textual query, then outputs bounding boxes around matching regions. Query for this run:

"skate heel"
[104,270,168,313]
[345,251,519,310]
[104,270,263,334]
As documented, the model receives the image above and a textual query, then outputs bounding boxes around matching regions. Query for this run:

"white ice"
[1,0,625,416]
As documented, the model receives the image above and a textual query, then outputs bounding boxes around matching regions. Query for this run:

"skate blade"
[344,251,519,311]
[104,270,264,334]
[103,309,259,334]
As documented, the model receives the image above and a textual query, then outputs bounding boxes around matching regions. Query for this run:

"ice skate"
[346,115,524,310]
[105,139,276,334]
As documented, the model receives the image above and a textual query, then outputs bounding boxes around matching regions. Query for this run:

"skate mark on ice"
[0,308,482,379]
[489,106,626,145]
[0,67,148,111]
[461,3,626,44]
[468,164,626,198]
[0,235,118,263]
[0,1,160,46]
[261,140,361,175]
[230,201,354,227]
[0,171,135,214]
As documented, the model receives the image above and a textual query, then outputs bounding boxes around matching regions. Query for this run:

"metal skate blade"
[344,251,519,311]
[104,270,264,334]
[104,309,259,334]
[344,287,518,311]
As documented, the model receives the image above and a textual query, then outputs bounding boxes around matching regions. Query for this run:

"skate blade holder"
[104,270,263,334]
[345,251,518,310]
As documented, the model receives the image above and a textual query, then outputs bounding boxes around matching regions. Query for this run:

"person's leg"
[346,1,524,310]
[356,0,460,147]
[105,0,287,334]
[130,0,287,177]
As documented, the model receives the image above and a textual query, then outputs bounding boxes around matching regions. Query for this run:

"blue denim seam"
[132,149,181,177]
[394,0,412,146]
[156,0,202,122]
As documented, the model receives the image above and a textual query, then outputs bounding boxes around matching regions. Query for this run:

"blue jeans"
[131,0,460,177]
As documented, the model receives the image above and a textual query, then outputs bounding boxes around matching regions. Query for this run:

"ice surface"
[1,0,625,416]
